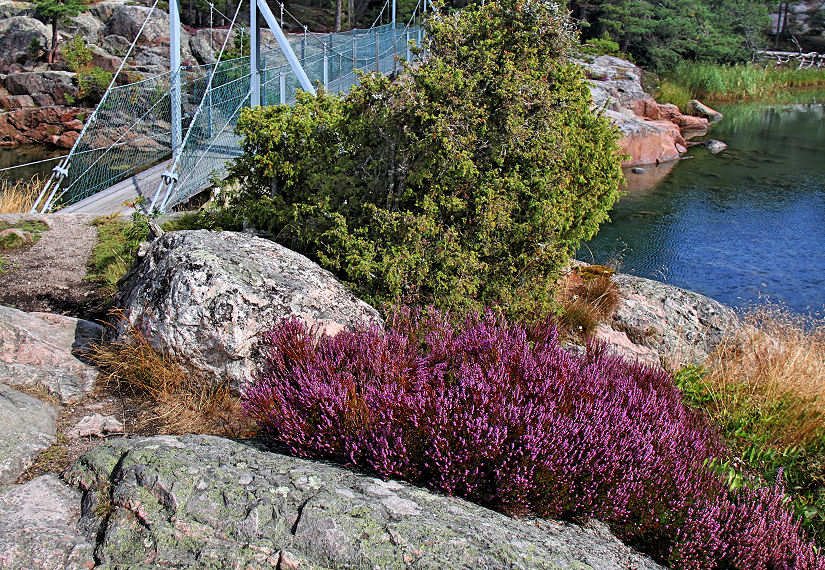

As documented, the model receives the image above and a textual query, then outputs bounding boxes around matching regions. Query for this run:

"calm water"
[0,146,65,183]
[582,90,825,315]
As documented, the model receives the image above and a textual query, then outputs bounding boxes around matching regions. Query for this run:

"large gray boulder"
[66,10,106,45]
[3,70,77,104]
[0,384,58,484]
[0,16,49,69]
[608,273,741,369]
[0,474,96,568]
[105,4,169,45]
[64,434,662,569]
[0,304,102,404]
[113,230,382,391]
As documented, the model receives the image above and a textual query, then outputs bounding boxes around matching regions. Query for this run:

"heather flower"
[244,308,824,568]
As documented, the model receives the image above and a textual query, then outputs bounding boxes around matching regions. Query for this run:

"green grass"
[657,62,825,106]
[0,219,50,250]
[87,213,149,295]
[0,255,8,274]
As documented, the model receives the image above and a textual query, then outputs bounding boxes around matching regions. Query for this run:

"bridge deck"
[59,161,171,215]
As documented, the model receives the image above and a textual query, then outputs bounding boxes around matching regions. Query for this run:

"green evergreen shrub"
[228,0,624,317]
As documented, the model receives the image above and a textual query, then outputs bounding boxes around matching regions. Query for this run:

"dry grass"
[556,265,621,338]
[702,308,825,446]
[0,175,43,214]
[89,317,256,438]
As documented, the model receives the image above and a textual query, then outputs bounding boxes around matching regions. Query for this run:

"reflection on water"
[582,90,825,315]
[0,146,65,184]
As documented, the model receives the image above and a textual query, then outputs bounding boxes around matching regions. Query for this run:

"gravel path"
[0,213,109,321]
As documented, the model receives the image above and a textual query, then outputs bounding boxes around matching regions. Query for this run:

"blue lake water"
[581,90,825,315]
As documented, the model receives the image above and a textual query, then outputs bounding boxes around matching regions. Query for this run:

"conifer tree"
[33,0,87,63]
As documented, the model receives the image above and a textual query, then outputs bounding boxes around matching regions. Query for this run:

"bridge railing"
[165,23,420,209]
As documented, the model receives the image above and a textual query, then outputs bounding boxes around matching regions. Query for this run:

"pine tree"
[33,0,87,64]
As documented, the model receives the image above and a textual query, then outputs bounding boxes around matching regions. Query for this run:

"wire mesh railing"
[167,22,420,207]
[40,4,423,213]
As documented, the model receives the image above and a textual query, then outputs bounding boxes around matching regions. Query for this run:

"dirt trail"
[0,213,109,322]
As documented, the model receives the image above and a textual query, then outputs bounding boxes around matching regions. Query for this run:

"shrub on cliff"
[228,0,623,317]
[244,310,823,568]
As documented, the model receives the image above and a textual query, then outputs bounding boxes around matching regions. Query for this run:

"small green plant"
[161,208,244,232]
[77,66,113,104]
[87,212,149,294]
[61,34,93,71]
[580,33,622,57]
[28,37,43,60]
[61,35,113,104]
[0,255,8,274]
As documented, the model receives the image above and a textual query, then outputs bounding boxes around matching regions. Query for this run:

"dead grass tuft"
[703,307,825,446]
[89,317,256,438]
[556,267,621,337]
[0,175,44,214]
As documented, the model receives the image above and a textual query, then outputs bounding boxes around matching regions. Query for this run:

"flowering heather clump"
[244,309,824,569]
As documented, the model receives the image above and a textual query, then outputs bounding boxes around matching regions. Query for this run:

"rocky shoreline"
[583,55,723,167]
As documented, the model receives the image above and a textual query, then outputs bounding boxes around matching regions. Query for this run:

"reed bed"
[658,62,825,107]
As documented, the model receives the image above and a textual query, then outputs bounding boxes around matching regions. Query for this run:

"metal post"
[374,28,379,72]
[323,43,328,89]
[279,71,286,103]
[169,0,182,158]
[405,29,410,62]
[257,0,315,94]
[261,56,267,104]
[391,0,397,72]
[352,31,357,69]
[280,1,284,27]
[250,0,261,106]
[302,25,307,61]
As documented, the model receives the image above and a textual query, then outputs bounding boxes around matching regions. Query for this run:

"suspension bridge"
[29,0,425,215]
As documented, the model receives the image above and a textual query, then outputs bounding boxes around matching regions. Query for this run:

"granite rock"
[112,230,382,391]
[0,384,58,484]
[0,304,102,404]
[63,434,664,569]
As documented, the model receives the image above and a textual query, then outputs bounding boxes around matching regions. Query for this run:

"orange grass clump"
[555,266,621,337]
[89,318,255,438]
[702,307,825,446]
[0,175,43,214]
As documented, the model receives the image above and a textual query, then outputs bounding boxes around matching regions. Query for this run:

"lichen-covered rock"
[64,434,663,569]
[0,16,48,70]
[112,230,382,391]
[0,384,58,484]
[610,273,741,369]
[0,474,96,568]
[0,304,102,404]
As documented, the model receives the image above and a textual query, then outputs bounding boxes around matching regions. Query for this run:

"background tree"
[33,0,87,64]
[580,0,770,71]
